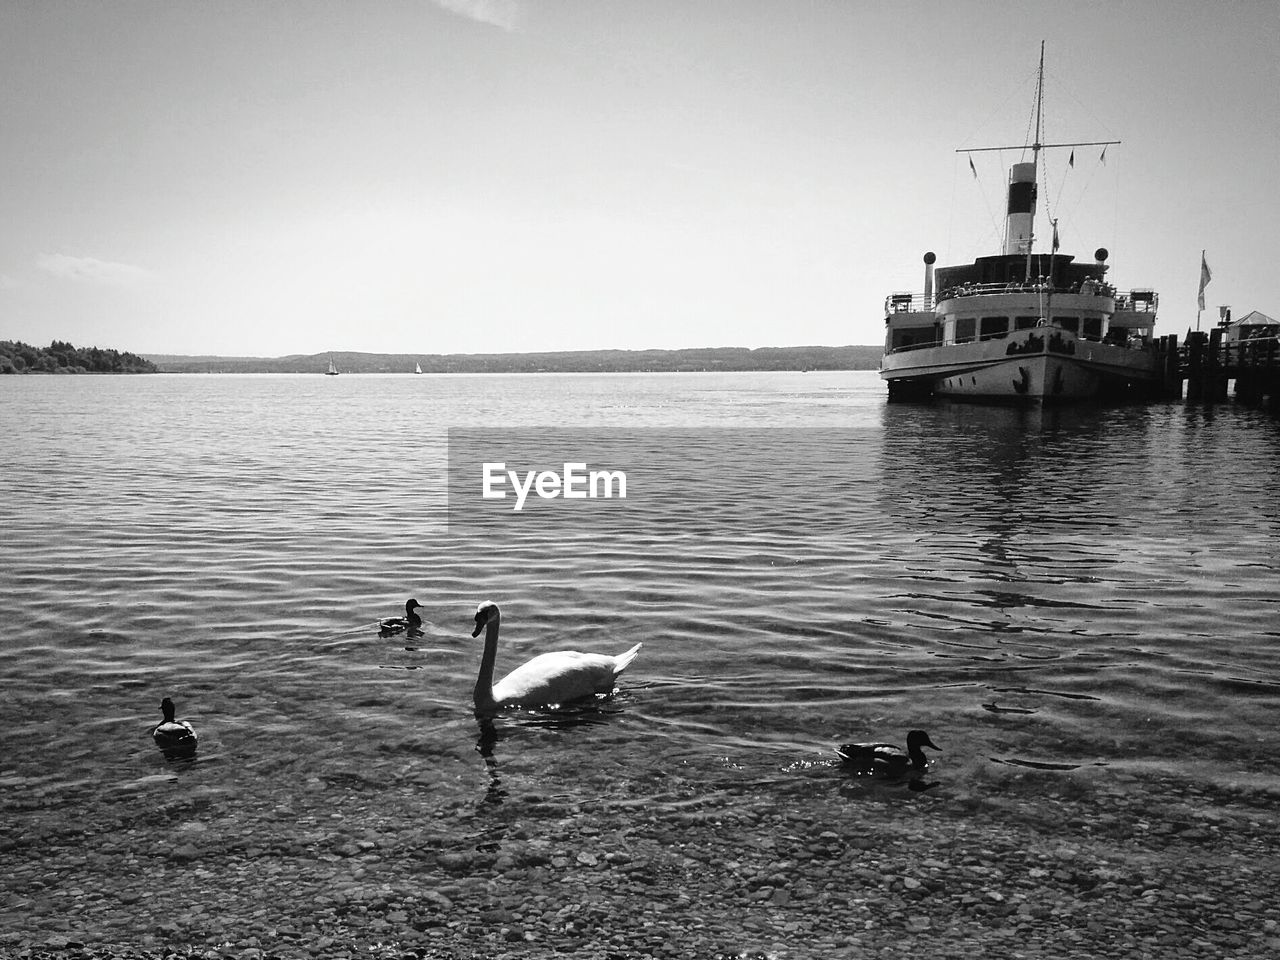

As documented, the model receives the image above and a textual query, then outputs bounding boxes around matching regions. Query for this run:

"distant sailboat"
[414,362,422,375]
[325,357,339,376]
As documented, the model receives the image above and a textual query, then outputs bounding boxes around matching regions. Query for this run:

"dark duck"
[836,729,939,775]
[152,697,198,758]
[379,598,424,637]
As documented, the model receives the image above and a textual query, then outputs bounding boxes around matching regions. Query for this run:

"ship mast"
[956,44,1121,274]
[1025,40,1045,284]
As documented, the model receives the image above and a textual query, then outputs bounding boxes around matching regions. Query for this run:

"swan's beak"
[472,614,486,638]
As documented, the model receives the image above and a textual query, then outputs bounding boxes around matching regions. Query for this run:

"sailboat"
[879,44,1160,402]
[414,361,422,375]
[325,357,339,376]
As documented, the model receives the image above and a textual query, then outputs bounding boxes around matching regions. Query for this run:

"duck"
[471,601,641,715]
[379,598,424,637]
[836,729,939,775]
[152,697,198,756]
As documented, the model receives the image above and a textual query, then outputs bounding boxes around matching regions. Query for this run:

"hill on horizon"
[146,344,882,374]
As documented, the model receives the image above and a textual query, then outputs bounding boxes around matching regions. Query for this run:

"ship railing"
[935,279,1121,301]
[885,292,934,314]
[885,338,944,354]
[1114,289,1158,313]
[884,282,1152,317]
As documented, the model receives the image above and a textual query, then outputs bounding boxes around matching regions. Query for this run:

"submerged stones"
[3,767,1278,958]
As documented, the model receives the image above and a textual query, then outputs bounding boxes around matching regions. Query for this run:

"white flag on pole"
[1197,252,1212,310]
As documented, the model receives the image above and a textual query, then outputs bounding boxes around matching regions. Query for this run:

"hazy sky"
[2,1,1276,356]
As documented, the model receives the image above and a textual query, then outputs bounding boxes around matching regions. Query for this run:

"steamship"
[879,48,1160,402]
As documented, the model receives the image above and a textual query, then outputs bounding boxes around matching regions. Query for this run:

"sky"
[2,0,1277,357]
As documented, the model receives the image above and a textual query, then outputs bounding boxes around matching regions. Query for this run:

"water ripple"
[2,372,1280,826]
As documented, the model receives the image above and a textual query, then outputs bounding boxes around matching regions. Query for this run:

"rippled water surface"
[2,371,1280,946]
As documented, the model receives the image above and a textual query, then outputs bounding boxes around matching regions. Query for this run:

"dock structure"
[1153,331,1280,412]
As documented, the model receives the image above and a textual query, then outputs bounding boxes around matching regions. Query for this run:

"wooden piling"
[1232,333,1280,412]
[1159,334,1181,399]
[1206,328,1229,402]
[1185,331,1206,402]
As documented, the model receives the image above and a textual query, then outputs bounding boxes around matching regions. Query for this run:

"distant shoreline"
[145,345,882,375]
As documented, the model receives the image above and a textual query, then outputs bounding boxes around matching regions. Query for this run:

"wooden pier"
[1152,330,1280,412]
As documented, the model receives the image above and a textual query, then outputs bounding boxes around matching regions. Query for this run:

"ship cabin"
[884,250,1157,354]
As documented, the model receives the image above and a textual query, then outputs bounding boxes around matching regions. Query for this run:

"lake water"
[2,370,1279,957]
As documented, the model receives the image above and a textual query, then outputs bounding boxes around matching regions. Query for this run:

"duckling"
[836,729,939,775]
[379,598,424,637]
[152,697,198,757]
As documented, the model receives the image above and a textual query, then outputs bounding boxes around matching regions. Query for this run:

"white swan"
[471,601,641,715]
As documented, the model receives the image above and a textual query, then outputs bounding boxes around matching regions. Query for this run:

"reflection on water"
[474,698,632,810]
[475,699,629,759]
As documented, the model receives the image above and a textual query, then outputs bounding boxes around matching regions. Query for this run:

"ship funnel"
[1004,162,1037,256]
[923,251,936,303]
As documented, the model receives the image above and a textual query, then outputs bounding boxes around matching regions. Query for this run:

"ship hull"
[880,327,1159,402]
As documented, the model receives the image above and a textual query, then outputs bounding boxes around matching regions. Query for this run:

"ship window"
[954,317,976,343]
[890,325,938,350]
[1015,315,1039,330]
[1081,317,1103,340]
[979,316,1009,340]
[1053,316,1080,334]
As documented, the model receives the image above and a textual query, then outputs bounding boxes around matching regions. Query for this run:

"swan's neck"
[474,614,500,713]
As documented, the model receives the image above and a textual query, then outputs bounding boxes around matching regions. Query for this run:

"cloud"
[0,274,17,290]
[431,0,521,31]
[37,254,157,286]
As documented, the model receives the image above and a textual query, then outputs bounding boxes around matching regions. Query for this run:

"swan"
[836,729,939,774]
[379,598,424,636]
[152,697,198,755]
[471,601,641,715]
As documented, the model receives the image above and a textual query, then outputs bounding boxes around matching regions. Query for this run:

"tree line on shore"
[0,340,157,374]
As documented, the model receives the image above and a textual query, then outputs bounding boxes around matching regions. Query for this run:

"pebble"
[4,771,1278,960]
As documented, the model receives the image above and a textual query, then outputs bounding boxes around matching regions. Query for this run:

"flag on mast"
[969,155,977,178]
[1197,252,1212,310]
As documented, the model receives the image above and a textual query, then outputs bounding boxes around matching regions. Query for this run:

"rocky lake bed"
[4,761,1278,960]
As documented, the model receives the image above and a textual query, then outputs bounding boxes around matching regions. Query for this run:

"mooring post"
[1266,336,1280,415]
[1160,334,1182,399]
[1233,336,1255,405]
[1186,331,1205,402]
[1206,328,1228,402]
